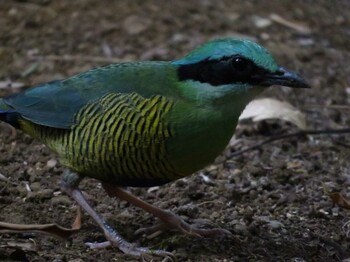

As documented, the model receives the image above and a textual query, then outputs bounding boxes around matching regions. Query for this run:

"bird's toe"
[85,241,111,249]
[85,239,175,259]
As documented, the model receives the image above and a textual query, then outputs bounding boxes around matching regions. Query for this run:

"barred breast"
[33,92,180,186]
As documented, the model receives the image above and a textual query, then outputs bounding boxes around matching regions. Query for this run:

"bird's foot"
[101,185,231,240]
[85,239,174,259]
[61,173,174,259]
[135,210,232,238]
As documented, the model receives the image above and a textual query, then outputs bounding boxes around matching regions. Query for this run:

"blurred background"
[0,1,349,261]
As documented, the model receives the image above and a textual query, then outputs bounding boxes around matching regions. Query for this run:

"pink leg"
[102,183,232,238]
[60,171,174,259]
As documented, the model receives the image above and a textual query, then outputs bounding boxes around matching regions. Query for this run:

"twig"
[231,128,350,157]
[0,221,79,239]
[0,173,9,183]
[342,220,350,238]
[0,173,9,194]
[270,13,311,34]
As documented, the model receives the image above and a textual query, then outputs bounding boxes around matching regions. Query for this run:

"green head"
[172,38,309,100]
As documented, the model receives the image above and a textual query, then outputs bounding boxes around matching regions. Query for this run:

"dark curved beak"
[257,66,310,89]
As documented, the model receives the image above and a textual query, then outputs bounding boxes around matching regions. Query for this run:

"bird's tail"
[0,98,14,124]
[0,99,7,122]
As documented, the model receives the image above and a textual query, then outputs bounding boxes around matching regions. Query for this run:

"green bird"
[0,38,309,257]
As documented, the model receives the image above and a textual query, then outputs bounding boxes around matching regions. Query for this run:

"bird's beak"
[258,66,310,88]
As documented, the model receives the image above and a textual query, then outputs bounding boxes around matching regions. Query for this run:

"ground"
[0,1,350,261]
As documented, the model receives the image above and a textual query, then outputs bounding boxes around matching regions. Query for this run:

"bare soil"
[0,1,350,261]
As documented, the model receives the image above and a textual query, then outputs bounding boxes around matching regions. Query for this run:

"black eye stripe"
[177,55,270,86]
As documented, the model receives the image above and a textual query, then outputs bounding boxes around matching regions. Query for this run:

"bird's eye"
[230,57,249,72]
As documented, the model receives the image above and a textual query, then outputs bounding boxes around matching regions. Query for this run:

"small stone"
[177,204,199,219]
[226,13,240,22]
[47,159,58,168]
[199,173,215,185]
[291,258,306,262]
[252,16,272,28]
[8,8,18,16]
[30,182,42,191]
[118,210,133,219]
[123,15,150,35]
[331,207,339,217]
[171,33,186,43]
[297,37,315,46]
[260,32,270,40]
[27,189,53,201]
[210,211,220,220]
[51,195,72,206]
[233,222,249,235]
[268,220,284,229]
[52,259,64,262]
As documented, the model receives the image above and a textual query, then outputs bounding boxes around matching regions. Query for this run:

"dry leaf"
[71,207,82,230]
[324,183,350,210]
[328,192,350,210]
[239,98,307,129]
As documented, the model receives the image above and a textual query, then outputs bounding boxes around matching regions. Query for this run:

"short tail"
[0,99,7,121]
[0,98,17,126]
[0,98,7,119]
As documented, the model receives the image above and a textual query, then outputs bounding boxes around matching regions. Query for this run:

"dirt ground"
[0,1,350,261]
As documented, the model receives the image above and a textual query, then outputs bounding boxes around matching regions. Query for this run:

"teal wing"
[3,62,179,129]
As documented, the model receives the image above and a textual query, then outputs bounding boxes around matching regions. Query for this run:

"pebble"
[252,16,272,28]
[30,182,42,191]
[51,195,72,206]
[177,204,199,218]
[123,15,150,35]
[47,159,58,168]
[26,189,53,201]
[268,220,284,229]
[233,222,249,235]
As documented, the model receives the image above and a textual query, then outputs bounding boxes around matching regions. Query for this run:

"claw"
[135,218,231,239]
[85,241,111,249]
[86,240,175,259]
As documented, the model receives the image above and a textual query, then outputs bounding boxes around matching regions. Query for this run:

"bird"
[0,38,309,258]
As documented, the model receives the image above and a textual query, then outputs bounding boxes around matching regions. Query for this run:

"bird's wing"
[3,62,179,129]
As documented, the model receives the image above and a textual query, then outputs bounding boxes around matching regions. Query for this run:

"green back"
[3,62,179,129]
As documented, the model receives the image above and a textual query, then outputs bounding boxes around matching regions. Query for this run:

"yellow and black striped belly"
[29,92,180,186]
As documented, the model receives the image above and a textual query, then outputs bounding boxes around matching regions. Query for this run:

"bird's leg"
[102,183,232,238]
[60,171,174,258]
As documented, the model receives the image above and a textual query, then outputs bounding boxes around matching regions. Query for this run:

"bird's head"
[172,38,309,103]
